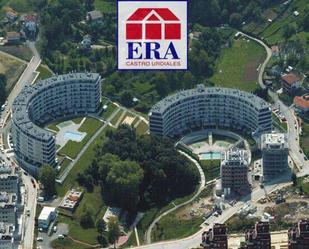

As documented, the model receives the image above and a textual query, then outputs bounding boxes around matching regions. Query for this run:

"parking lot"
[36,223,69,249]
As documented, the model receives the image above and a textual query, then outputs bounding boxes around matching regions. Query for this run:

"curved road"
[0,41,41,249]
[145,150,206,244]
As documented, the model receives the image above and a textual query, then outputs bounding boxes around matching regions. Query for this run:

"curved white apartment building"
[149,85,272,137]
[12,73,101,174]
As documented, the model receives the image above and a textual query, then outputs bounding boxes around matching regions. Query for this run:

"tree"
[105,160,144,211]
[107,216,121,248]
[39,165,56,198]
[0,74,6,106]
[291,172,297,187]
[80,208,94,228]
[97,219,106,233]
[283,24,296,39]
[229,13,242,27]
[120,91,133,107]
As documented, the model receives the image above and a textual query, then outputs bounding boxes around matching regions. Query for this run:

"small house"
[281,73,301,93]
[87,10,103,24]
[6,32,21,44]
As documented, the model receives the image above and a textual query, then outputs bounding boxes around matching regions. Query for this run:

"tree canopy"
[79,125,199,211]
[0,74,6,107]
[39,165,56,198]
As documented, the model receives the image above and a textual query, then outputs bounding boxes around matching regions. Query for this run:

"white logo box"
[118,0,188,70]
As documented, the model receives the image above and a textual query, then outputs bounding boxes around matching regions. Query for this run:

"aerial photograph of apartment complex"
[0,0,308,249]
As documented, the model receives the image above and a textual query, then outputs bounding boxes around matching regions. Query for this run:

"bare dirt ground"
[243,56,264,82]
[0,53,26,91]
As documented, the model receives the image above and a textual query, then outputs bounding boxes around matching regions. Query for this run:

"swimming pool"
[199,152,222,160]
[64,131,85,142]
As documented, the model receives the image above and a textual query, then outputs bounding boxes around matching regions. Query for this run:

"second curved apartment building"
[12,73,101,174]
[149,85,272,137]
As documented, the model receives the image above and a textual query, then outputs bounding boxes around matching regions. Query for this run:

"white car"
[36,237,43,242]
[53,226,57,233]
[58,234,64,240]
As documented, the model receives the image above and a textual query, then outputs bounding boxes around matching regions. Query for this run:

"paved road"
[21,171,38,249]
[145,150,206,244]
[240,32,309,175]
[0,41,41,249]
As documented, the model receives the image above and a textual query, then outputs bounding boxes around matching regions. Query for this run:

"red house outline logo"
[126,8,181,40]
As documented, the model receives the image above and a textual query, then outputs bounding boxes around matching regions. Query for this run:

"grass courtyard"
[58,117,103,159]
[200,160,221,182]
[300,121,309,158]
[209,38,266,93]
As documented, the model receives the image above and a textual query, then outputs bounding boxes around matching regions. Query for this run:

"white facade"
[149,85,272,137]
[38,206,56,229]
[11,73,102,174]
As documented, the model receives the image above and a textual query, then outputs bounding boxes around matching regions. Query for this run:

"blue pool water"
[64,131,84,142]
[199,152,222,160]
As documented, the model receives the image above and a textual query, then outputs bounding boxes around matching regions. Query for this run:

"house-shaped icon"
[126,8,181,40]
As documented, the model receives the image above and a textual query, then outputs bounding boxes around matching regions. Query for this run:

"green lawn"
[210,39,265,92]
[51,238,93,249]
[57,158,71,176]
[135,120,149,135]
[57,186,108,245]
[200,160,221,182]
[36,65,53,80]
[101,101,118,120]
[94,0,116,13]
[59,118,102,159]
[260,0,309,45]
[272,113,288,132]
[57,126,113,196]
[300,121,309,157]
[110,109,124,126]
[151,211,203,242]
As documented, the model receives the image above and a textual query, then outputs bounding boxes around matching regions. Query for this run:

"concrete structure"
[221,149,249,195]
[281,73,301,93]
[261,132,289,181]
[0,222,14,249]
[0,165,19,193]
[60,189,83,211]
[201,223,228,249]
[12,73,101,174]
[288,219,309,248]
[0,193,17,224]
[6,31,20,44]
[38,206,56,230]
[242,221,271,249]
[87,10,103,23]
[149,85,272,138]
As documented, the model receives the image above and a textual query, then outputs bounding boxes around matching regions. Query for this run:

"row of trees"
[77,125,199,212]
[0,74,7,107]
[189,0,283,27]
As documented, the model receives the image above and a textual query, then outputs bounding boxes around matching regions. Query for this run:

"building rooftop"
[261,132,288,150]
[0,192,16,207]
[282,73,301,85]
[222,149,248,166]
[38,206,56,220]
[6,31,20,39]
[12,73,100,141]
[0,222,14,241]
[150,85,270,114]
[294,95,309,109]
[87,10,103,20]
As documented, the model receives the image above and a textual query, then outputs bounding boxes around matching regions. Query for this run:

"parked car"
[36,237,43,242]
